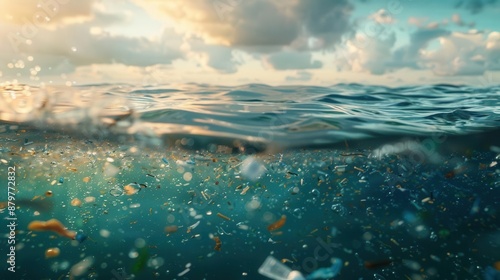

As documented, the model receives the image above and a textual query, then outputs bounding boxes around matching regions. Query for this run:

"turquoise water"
[0,83,499,279]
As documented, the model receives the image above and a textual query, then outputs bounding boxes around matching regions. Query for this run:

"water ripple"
[0,83,498,148]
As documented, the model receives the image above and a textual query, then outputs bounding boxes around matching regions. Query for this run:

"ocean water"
[0,83,499,280]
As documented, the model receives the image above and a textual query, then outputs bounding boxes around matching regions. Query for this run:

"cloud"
[338,23,500,77]
[408,17,428,27]
[0,20,184,78]
[134,0,353,50]
[187,36,240,73]
[285,71,313,81]
[369,9,395,24]
[422,31,500,75]
[455,0,498,14]
[265,51,322,70]
[391,28,452,69]
[336,32,397,74]
[293,0,354,47]
[0,0,96,25]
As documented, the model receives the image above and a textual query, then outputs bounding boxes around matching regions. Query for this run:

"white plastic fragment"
[240,156,267,181]
[70,256,94,278]
[178,268,190,277]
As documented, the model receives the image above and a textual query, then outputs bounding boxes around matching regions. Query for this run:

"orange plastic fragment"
[213,236,222,251]
[267,215,287,231]
[28,219,76,240]
[217,212,231,221]
[45,247,60,258]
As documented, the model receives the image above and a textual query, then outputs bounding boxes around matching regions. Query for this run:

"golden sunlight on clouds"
[0,0,94,26]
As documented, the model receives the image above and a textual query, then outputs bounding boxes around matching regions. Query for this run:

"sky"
[0,0,499,86]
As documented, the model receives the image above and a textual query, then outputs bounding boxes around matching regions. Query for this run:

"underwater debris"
[240,185,250,195]
[165,225,178,234]
[109,188,123,197]
[131,247,149,274]
[75,232,88,243]
[183,172,193,181]
[28,219,76,240]
[364,259,395,270]
[240,156,267,181]
[217,212,231,221]
[187,221,200,233]
[307,258,343,279]
[123,183,141,195]
[45,190,53,197]
[213,236,222,251]
[70,256,94,279]
[259,255,342,280]
[45,247,60,259]
[70,198,82,207]
[484,264,500,280]
[267,215,287,232]
[103,162,120,177]
[259,256,301,280]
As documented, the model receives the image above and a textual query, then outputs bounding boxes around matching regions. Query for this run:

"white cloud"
[285,70,313,81]
[422,31,500,75]
[335,20,500,77]
[336,32,396,75]
[133,0,353,50]
[0,21,184,79]
[264,51,323,70]
[369,9,395,24]
[186,36,240,73]
[0,0,97,26]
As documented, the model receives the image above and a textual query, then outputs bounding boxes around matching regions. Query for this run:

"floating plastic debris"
[123,183,141,195]
[45,248,60,259]
[165,225,178,234]
[484,265,500,280]
[70,198,82,207]
[109,188,123,197]
[267,215,286,232]
[240,156,267,181]
[241,186,250,195]
[470,197,480,215]
[237,223,249,230]
[364,259,395,270]
[99,229,110,238]
[75,232,88,243]
[259,256,303,280]
[306,258,342,279]
[310,189,320,197]
[213,236,222,251]
[183,172,193,181]
[187,221,200,233]
[103,162,120,177]
[70,256,94,278]
[178,268,190,277]
[217,212,231,221]
[45,190,53,197]
[334,165,346,173]
[28,219,76,240]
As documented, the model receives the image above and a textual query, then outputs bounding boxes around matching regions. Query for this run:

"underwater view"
[1,83,499,280]
[0,1,499,280]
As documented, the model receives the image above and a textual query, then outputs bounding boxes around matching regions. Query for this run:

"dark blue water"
[0,83,499,280]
